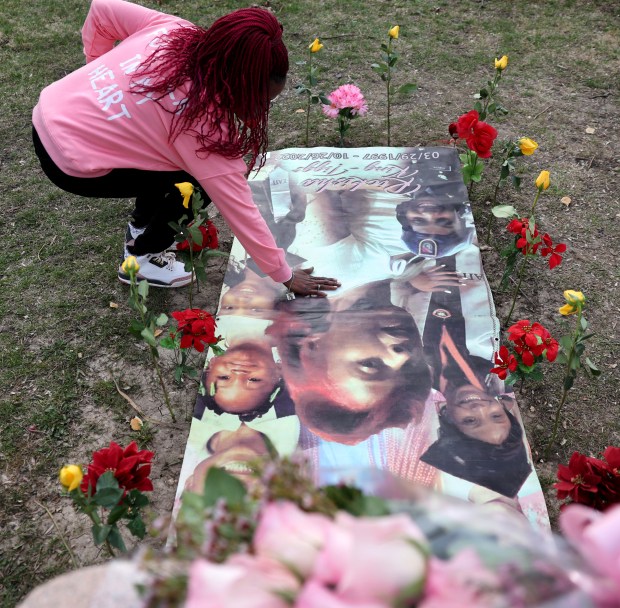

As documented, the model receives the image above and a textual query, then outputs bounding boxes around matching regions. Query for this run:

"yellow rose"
[59,465,83,492]
[389,25,400,39]
[175,182,194,209]
[559,290,585,315]
[518,137,538,156]
[564,290,585,304]
[535,170,550,190]
[121,255,140,275]
[494,55,508,70]
[309,38,324,53]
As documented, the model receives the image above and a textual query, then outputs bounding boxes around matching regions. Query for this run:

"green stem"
[467,151,477,198]
[131,277,176,422]
[486,142,516,245]
[387,39,392,146]
[86,509,116,558]
[338,117,346,147]
[504,257,528,326]
[543,310,582,459]
[481,71,501,118]
[485,210,494,246]
[188,245,194,309]
[305,95,311,147]
[530,188,542,217]
[305,55,313,147]
[151,352,176,422]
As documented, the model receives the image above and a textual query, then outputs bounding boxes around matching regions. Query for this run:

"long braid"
[134,8,288,171]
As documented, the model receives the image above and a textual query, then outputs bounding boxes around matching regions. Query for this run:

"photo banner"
[174,147,549,530]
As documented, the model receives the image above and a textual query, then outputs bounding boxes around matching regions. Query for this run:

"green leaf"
[129,318,145,338]
[107,503,128,525]
[126,489,149,509]
[579,333,596,341]
[491,204,517,218]
[563,375,575,391]
[159,336,176,349]
[398,83,417,95]
[488,102,497,113]
[479,88,489,98]
[202,467,247,508]
[585,357,601,375]
[94,472,124,509]
[580,316,588,331]
[461,165,473,185]
[92,524,112,546]
[127,516,147,539]
[559,335,574,352]
[155,313,168,327]
[500,164,511,180]
[511,175,522,190]
[141,327,158,348]
[474,101,483,113]
[107,526,127,552]
[388,55,398,67]
[137,280,149,299]
[471,162,484,182]
[371,63,387,73]
[504,373,517,386]
[324,485,390,517]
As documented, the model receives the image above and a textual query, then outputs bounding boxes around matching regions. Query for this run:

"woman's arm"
[82,0,172,63]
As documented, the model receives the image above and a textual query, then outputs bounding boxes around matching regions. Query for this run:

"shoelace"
[150,252,177,270]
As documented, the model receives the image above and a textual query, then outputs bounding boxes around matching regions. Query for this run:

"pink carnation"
[322,84,368,118]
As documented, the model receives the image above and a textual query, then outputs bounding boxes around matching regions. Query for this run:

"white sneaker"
[123,222,177,258]
[118,252,193,288]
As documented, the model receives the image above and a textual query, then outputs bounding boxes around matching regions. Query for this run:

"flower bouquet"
[128,460,616,606]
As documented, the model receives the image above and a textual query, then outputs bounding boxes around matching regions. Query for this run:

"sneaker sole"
[118,271,194,289]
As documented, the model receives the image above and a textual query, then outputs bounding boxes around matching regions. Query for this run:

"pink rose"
[295,580,387,608]
[254,501,334,577]
[560,503,620,604]
[186,554,299,608]
[419,550,500,608]
[312,512,427,603]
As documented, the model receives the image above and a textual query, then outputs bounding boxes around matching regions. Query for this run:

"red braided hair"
[134,8,288,171]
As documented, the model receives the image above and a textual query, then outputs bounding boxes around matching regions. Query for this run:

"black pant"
[32,127,210,255]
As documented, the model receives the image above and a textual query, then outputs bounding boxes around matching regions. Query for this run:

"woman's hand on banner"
[283,267,340,297]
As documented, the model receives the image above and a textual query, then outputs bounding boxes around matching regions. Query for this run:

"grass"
[1,0,619,603]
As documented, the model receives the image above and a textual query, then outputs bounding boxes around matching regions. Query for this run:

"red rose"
[172,308,218,352]
[448,122,458,139]
[507,218,528,234]
[456,110,479,139]
[455,110,498,158]
[177,221,219,252]
[467,120,498,158]
[81,441,153,496]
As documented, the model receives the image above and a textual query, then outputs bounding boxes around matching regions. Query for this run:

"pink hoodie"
[32,0,291,283]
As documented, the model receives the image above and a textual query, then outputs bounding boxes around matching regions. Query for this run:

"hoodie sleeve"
[81,0,171,63]
[199,170,293,284]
